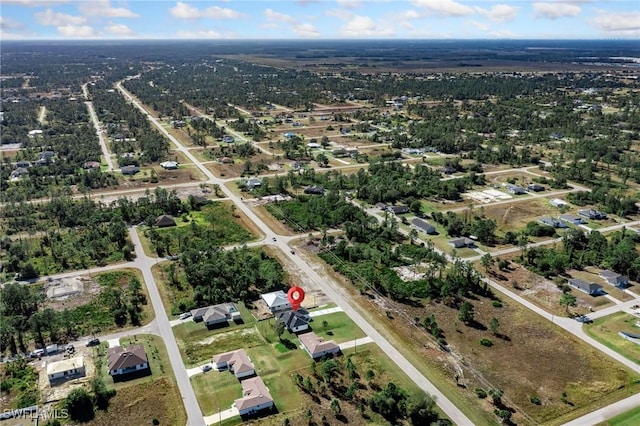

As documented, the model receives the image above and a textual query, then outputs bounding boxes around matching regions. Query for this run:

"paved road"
[561,392,640,426]
[83,83,115,171]
[117,82,476,425]
[128,228,206,426]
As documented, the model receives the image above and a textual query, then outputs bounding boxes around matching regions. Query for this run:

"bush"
[475,388,487,398]
[479,338,493,347]
[530,395,541,405]
[491,300,502,308]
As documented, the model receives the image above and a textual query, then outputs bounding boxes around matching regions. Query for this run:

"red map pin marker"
[287,286,305,311]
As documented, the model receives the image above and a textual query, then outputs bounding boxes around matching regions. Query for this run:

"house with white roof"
[261,290,291,312]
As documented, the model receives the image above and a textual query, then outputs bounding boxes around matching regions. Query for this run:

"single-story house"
[107,345,149,377]
[538,216,567,228]
[155,214,176,228]
[218,156,233,164]
[307,143,321,149]
[527,184,545,192]
[440,166,457,175]
[304,186,325,195]
[332,149,348,158]
[246,177,262,191]
[599,270,629,289]
[28,129,43,137]
[550,198,568,208]
[15,161,31,168]
[411,218,436,235]
[10,168,29,179]
[40,151,55,159]
[578,209,607,220]
[276,310,310,333]
[83,161,101,170]
[190,302,240,327]
[448,238,475,249]
[559,214,584,225]
[47,356,85,384]
[386,205,409,215]
[504,183,527,195]
[283,132,296,139]
[212,349,255,378]
[234,376,274,416]
[160,161,178,170]
[261,290,291,312]
[374,202,387,210]
[121,165,140,175]
[223,135,235,143]
[299,332,340,359]
[568,278,603,295]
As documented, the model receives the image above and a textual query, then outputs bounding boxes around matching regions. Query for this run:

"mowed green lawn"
[597,406,640,426]
[190,311,366,418]
[585,312,640,364]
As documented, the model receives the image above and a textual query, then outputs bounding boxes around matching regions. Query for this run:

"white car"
[179,312,192,320]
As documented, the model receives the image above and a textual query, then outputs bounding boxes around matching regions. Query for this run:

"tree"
[480,253,494,274]
[321,359,339,383]
[273,319,285,341]
[406,392,439,425]
[489,317,500,336]
[458,301,475,324]
[489,388,504,406]
[92,377,115,410]
[65,387,94,422]
[559,292,577,315]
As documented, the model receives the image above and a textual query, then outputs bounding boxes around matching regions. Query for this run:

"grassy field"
[87,377,186,426]
[191,368,242,414]
[585,312,640,364]
[310,311,367,343]
[597,406,640,426]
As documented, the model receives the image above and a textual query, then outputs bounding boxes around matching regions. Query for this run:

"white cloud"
[176,29,225,38]
[411,0,473,17]
[337,0,363,9]
[592,10,640,33]
[339,15,394,37]
[470,20,489,32]
[78,1,138,18]
[35,9,86,26]
[57,24,97,37]
[293,23,320,37]
[0,16,24,30]
[3,0,69,6]
[533,2,581,20]
[170,2,242,20]
[105,22,135,37]
[476,4,519,23]
[265,9,295,23]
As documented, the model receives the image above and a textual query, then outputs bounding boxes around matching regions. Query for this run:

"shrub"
[491,300,502,308]
[530,395,541,405]
[479,338,493,347]
[475,388,487,398]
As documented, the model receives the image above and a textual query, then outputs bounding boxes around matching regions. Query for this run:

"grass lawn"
[585,312,640,364]
[179,325,266,368]
[597,405,640,426]
[310,311,366,343]
[191,369,242,414]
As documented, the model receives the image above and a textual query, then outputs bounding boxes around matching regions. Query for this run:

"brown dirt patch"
[87,377,186,426]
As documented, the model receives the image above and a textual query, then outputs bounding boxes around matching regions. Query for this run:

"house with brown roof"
[234,376,274,416]
[155,214,176,228]
[298,332,340,359]
[107,345,149,378]
[212,349,255,379]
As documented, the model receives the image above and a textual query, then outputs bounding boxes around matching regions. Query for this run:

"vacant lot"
[482,198,560,234]
[87,377,185,426]
[585,312,640,364]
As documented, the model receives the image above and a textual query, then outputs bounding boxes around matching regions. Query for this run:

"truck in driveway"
[45,344,58,354]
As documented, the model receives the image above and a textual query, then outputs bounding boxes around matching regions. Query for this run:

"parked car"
[575,315,593,324]
[86,338,100,347]
[179,312,192,320]
[201,364,212,372]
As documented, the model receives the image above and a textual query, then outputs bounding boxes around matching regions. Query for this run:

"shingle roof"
[212,349,254,374]
[107,345,147,372]
[234,377,273,411]
[298,332,339,356]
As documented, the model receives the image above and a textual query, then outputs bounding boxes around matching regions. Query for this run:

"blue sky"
[1,1,638,40]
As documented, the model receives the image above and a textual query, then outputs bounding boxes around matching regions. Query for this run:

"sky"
[0,0,639,40]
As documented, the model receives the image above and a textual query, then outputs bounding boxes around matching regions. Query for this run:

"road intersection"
[26,80,637,425]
